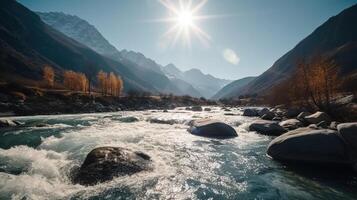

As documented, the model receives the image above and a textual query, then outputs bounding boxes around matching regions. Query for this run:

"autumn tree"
[63,70,88,92]
[96,71,123,96]
[42,65,55,87]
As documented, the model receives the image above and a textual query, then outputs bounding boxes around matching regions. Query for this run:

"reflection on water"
[0,107,356,200]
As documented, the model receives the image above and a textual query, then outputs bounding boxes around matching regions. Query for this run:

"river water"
[0,107,356,200]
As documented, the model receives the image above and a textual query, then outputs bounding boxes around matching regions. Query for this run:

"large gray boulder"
[304,112,331,124]
[267,128,352,165]
[243,108,258,117]
[337,123,357,158]
[249,120,286,136]
[279,119,303,130]
[188,119,238,138]
[73,147,151,186]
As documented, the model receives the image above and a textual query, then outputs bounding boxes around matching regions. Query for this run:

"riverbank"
[0,83,216,116]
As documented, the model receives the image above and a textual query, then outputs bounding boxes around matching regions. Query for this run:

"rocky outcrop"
[267,128,353,165]
[249,120,286,136]
[188,119,238,138]
[73,147,152,186]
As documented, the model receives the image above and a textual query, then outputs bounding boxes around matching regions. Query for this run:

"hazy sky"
[19,0,357,80]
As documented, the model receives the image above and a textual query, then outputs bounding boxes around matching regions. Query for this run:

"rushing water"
[0,107,356,200]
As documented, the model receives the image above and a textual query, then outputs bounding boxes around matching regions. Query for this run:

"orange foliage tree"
[63,70,88,92]
[97,70,123,96]
[267,56,340,112]
[42,65,55,87]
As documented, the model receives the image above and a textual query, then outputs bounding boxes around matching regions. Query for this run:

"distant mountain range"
[0,0,165,93]
[216,3,357,99]
[37,11,231,98]
[212,76,256,100]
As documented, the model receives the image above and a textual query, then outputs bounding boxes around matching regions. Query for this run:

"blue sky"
[19,0,357,80]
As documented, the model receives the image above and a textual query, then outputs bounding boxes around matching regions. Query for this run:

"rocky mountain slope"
[225,4,357,97]
[38,12,230,98]
[162,64,231,98]
[212,76,256,100]
[0,0,167,93]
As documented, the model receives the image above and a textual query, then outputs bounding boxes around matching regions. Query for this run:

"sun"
[177,10,194,27]
[156,0,212,48]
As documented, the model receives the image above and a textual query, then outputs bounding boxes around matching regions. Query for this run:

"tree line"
[265,56,350,113]
[42,66,123,96]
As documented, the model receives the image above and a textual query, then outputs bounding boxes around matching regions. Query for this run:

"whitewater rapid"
[0,107,356,200]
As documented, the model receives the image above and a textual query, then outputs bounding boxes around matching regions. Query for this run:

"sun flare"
[157,0,212,48]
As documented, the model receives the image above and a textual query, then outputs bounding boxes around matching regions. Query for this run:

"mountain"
[0,0,164,92]
[162,64,231,98]
[37,11,201,96]
[227,4,357,97]
[212,76,256,100]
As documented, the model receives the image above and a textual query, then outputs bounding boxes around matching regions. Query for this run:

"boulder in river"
[267,128,353,165]
[188,119,238,139]
[0,119,20,127]
[149,118,176,125]
[337,123,357,157]
[261,112,275,120]
[117,116,139,123]
[296,111,312,123]
[243,108,259,117]
[204,108,211,111]
[304,111,331,124]
[191,106,203,111]
[258,108,270,117]
[73,147,151,186]
[279,119,303,130]
[249,120,286,136]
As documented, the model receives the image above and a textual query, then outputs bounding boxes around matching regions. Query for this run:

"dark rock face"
[267,128,353,165]
[188,119,238,139]
[73,147,151,186]
[249,120,286,136]
[261,112,275,120]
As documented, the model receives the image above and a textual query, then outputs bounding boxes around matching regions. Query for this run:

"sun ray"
[156,0,216,48]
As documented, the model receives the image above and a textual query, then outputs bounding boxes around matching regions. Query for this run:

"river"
[0,107,356,199]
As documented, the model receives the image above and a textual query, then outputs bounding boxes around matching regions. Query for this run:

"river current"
[0,107,356,199]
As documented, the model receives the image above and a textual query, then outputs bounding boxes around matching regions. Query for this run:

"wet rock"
[224,113,235,116]
[304,111,331,124]
[286,108,305,118]
[249,120,286,136]
[191,106,203,111]
[148,118,176,125]
[279,119,303,130]
[185,107,191,110]
[204,108,211,111]
[337,123,357,157]
[243,108,258,117]
[267,128,353,165]
[261,112,275,120]
[258,108,270,117]
[117,116,139,123]
[0,119,19,127]
[188,119,238,139]
[272,117,282,121]
[308,124,319,129]
[297,111,312,122]
[317,121,329,129]
[73,147,151,186]
[330,121,339,130]
[163,109,168,112]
